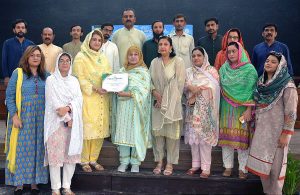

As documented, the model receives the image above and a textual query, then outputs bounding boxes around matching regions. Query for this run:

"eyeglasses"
[269,51,282,58]
[59,60,71,64]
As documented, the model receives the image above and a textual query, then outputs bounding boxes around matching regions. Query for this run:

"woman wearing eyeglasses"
[44,53,83,195]
[246,51,297,194]
[214,28,250,71]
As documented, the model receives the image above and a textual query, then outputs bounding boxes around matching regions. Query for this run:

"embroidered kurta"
[73,30,112,140]
[111,66,152,161]
[150,56,186,139]
[112,27,146,67]
[63,41,82,59]
[5,70,49,186]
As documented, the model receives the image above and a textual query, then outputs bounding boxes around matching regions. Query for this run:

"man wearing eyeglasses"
[252,23,293,77]
[100,23,120,73]
[63,25,83,59]
[112,8,146,67]
[169,14,194,69]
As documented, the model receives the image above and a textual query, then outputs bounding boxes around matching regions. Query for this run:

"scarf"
[254,55,293,108]
[219,42,258,107]
[124,46,147,71]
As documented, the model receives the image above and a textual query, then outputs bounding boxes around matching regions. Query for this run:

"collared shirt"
[169,31,194,69]
[100,41,120,73]
[142,39,158,68]
[1,37,34,78]
[62,41,82,59]
[112,27,146,67]
[197,34,222,65]
[38,43,63,73]
[252,41,294,76]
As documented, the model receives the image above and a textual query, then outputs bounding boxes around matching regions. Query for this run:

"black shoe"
[14,189,23,195]
[31,188,40,195]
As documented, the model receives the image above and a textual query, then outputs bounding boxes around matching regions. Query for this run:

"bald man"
[38,27,63,73]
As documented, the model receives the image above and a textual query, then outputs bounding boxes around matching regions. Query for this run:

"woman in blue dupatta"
[111,46,152,173]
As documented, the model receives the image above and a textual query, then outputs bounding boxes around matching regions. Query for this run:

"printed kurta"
[5,70,49,186]
[111,66,152,161]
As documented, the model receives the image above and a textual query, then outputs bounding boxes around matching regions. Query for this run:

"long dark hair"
[19,45,47,80]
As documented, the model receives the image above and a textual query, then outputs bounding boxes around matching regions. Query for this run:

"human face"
[264,55,279,75]
[158,38,172,57]
[13,22,27,38]
[227,31,239,44]
[127,51,139,66]
[41,28,54,45]
[192,50,204,67]
[28,49,42,68]
[153,22,164,35]
[173,17,186,31]
[205,21,218,35]
[58,55,71,76]
[227,45,239,64]
[89,34,102,51]
[262,26,277,42]
[122,10,136,29]
[101,26,113,40]
[70,26,83,40]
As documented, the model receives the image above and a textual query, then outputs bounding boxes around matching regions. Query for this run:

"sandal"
[90,162,104,171]
[239,170,247,180]
[200,170,210,179]
[222,168,232,177]
[62,188,75,195]
[52,189,61,195]
[81,164,92,172]
[163,164,173,176]
[153,162,163,175]
[186,168,200,176]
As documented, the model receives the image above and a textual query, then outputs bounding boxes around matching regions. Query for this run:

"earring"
[169,50,172,53]
[158,50,161,53]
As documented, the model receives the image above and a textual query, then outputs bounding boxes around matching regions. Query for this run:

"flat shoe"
[153,163,163,175]
[90,162,104,171]
[222,168,232,177]
[31,188,40,195]
[200,172,210,179]
[239,170,247,180]
[186,168,200,176]
[163,164,173,176]
[14,189,23,195]
[117,164,128,172]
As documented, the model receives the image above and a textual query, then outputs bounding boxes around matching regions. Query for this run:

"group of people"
[2,8,297,195]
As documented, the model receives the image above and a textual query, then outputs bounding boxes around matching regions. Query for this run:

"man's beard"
[153,32,163,40]
[104,34,110,40]
[15,32,25,38]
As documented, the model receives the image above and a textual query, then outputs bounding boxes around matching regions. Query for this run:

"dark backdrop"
[0,0,299,77]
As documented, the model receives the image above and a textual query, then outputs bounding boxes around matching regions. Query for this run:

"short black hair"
[192,46,205,56]
[70,25,83,33]
[151,20,164,30]
[157,36,176,57]
[123,8,136,16]
[262,23,278,32]
[101,23,114,30]
[12,19,27,29]
[173,14,186,22]
[204,17,218,26]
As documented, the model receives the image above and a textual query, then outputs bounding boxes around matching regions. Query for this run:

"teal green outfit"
[111,66,152,165]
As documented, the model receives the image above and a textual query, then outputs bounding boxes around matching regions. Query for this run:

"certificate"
[102,73,128,92]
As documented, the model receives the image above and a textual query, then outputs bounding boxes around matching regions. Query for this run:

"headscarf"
[219,42,258,107]
[124,45,147,71]
[254,52,293,110]
[214,28,250,70]
[44,52,83,156]
[186,47,220,146]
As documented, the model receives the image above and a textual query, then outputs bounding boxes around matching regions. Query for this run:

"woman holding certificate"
[150,36,186,176]
[72,29,112,172]
[111,46,152,173]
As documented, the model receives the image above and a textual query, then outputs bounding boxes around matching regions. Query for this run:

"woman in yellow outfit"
[72,29,112,172]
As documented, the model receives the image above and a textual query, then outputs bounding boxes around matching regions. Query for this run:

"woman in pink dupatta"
[184,47,220,178]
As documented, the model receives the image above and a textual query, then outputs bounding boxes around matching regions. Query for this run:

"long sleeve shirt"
[142,39,158,68]
[197,34,222,65]
[1,37,34,78]
[252,41,294,77]
[38,43,63,73]
[100,41,120,73]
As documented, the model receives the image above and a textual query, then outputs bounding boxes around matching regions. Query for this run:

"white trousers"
[49,163,76,190]
[190,140,212,171]
[222,146,248,173]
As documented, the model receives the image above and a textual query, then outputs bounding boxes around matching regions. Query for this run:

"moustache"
[266,34,272,37]
[15,32,25,38]
[126,20,132,23]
